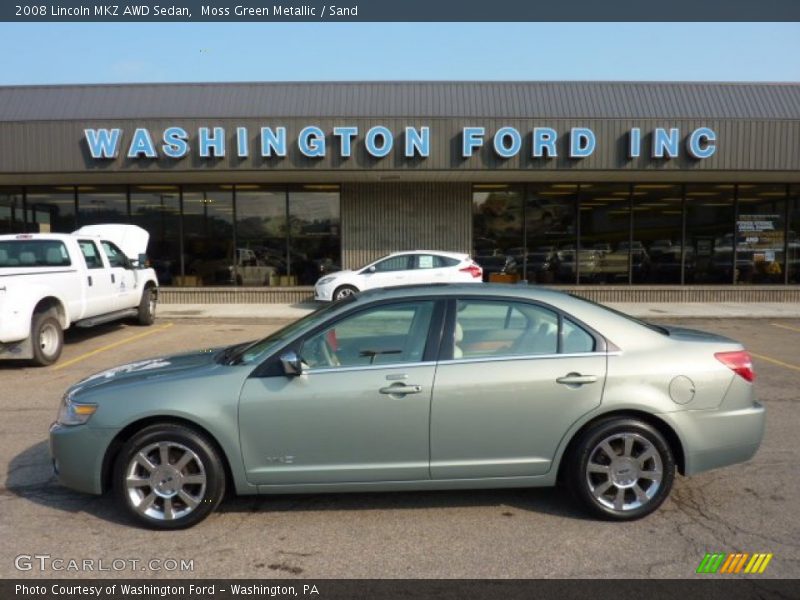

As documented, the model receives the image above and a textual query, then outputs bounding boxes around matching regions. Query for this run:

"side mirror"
[280,350,306,377]
[137,253,148,269]
[368,265,376,273]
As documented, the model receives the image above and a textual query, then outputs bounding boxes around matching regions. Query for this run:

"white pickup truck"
[0,225,159,366]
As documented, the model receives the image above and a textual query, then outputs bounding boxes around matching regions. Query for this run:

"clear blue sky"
[1,23,798,84]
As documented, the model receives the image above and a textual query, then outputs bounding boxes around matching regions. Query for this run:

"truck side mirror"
[137,253,148,269]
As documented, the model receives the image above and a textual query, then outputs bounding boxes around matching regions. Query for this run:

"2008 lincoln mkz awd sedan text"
[49,284,765,529]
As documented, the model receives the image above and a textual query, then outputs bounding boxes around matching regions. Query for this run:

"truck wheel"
[137,286,157,326]
[31,311,63,366]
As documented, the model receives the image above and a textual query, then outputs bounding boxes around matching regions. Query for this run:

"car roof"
[385,250,469,259]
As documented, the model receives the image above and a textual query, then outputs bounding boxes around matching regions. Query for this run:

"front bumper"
[314,282,335,302]
[49,422,119,495]
[659,401,766,476]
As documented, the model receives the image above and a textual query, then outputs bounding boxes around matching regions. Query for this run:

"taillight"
[460,263,483,279]
[715,350,755,382]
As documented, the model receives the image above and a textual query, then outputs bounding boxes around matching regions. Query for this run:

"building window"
[579,184,631,284]
[472,185,523,281]
[288,187,341,285]
[0,188,23,234]
[526,184,578,283]
[632,184,684,284]
[77,186,128,226]
[235,186,287,286]
[182,186,235,286]
[790,185,800,285]
[130,185,181,287]
[24,187,76,233]
[736,184,787,284]
[685,184,736,284]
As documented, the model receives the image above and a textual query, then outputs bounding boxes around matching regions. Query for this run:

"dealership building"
[0,81,798,303]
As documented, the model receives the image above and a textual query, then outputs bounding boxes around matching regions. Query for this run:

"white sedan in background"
[314,251,483,301]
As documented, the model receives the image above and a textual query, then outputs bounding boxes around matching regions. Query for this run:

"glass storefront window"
[632,185,684,284]
[526,184,577,283]
[24,187,76,233]
[236,186,288,287]
[472,185,523,281]
[182,186,234,286]
[579,184,631,284]
[685,184,736,284]
[289,187,341,286]
[0,188,23,234]
[736,184,787,284]
[77,186,128,226]
[130,185,181,286]
[790,185,800,284]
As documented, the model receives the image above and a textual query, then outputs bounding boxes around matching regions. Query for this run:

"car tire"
[566,418,675,521]
[333,284,358,301]
[113,424,226,530]
[30,310,63,367]
[136,286,156,326]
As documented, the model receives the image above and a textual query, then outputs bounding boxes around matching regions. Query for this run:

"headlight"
[317,276,335,286]
[56,392,97,426]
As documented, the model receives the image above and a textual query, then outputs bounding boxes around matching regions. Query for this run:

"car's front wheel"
[566,418,675,520]
[113,424,226,529]
[136,286,157,326]
[333,284,358,301]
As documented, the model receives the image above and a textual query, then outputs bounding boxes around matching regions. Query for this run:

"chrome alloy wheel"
[335,287,356,300]
[148,295,157,318]
[585,432,663,512]
[124,442,206,521]
[39,322,59,358]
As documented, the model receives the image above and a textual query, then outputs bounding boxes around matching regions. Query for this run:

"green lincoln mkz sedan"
[50,284,765,529]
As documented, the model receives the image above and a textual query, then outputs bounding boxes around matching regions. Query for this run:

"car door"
[76,239,117,316]
[238,298,444,486]
[407,254,457,285]
[430,297,607,479]
[100,240,138,310]
[359,254,413,291]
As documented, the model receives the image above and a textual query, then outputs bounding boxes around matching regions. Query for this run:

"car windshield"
[567,293,670,336]
[223,298,354,364]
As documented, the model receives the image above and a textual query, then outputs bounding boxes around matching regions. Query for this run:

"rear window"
[0,240,71,268]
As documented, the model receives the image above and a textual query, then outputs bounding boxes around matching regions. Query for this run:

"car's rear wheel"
[113,424,225,529]
[567,418,675,520]
[30,310,63,366]
[333,284,358,301]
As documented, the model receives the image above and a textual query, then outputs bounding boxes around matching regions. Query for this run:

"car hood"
[68,348,222,396]
[321,270,354,281]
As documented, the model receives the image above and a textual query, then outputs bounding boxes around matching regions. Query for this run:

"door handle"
[87,275,93,287]
[556,373,598,386]
[379,384,422,395]
[111,273,116,283]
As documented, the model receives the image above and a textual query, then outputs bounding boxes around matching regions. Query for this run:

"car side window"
[101,241,128,268]
[78,240,105,269]
[372,255,410,272]
[562,318,596,353]
[453,299,559,359]
[300,301,435,369]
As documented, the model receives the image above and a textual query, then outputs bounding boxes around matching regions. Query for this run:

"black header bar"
[2,0,800,22]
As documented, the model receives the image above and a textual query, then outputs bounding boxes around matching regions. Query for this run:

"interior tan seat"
[453,321,464,359]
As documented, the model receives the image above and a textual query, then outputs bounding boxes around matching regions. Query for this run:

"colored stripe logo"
[696,552,773,574]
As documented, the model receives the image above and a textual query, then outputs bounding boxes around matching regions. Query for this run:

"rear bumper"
[658,402,766,476]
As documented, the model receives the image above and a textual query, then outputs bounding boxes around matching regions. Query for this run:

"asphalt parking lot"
[1,316,798,579]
